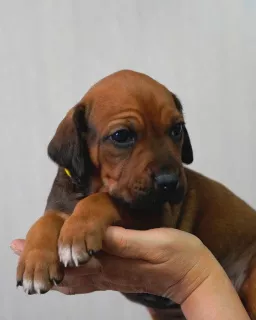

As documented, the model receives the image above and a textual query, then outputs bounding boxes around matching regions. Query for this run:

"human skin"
[11,227,250,320]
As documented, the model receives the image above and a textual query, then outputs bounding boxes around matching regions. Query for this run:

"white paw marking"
[71,246,90,266]
[23,279,33,294]
[58,246,72,267]
[22,278,48,294]
[34,280,47,294]
[59,245,90,267]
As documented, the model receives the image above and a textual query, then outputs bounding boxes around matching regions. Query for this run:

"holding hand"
[11,227,249,320]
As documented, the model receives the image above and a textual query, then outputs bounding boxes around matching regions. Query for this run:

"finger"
[64,257,102,277]
[51,278,146,296]
[52,274,94,288]
[51,283,97,295]
[62,255,152,291]
[10,239,26,255]
[102,227,173,262]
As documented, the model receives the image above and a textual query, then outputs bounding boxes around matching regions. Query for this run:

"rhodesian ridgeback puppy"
[16,70,256,319]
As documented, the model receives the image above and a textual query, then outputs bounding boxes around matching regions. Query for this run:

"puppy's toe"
[58,217,105,267]
[85,230,103,255]
[16,259,25,287]
[17,258,35,294]
[49,262,64,285]
[16,249,62,295]
[33,265,57,294]
[23,280,34,294]
[58,245,73,267]
[71,236,90,266]
[22,265,36,294]
[58,239,90,267]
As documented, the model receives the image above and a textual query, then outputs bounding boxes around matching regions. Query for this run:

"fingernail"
[10,243,17,251]
[10,241,15,249]
[10,243,20,255]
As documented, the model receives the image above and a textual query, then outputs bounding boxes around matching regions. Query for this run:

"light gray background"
[1,1,256,319]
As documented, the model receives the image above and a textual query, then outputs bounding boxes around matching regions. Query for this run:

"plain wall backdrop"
[1,1,256,319]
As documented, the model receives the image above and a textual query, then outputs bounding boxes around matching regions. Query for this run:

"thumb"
[102,226,170,262]
[10,239,25,255]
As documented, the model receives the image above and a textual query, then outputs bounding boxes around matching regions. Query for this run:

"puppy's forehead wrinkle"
[89,106,146,134]
[87,99,180,137]
[81,69,184,154]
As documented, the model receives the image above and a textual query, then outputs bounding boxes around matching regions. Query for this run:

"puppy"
[16,70,256,319]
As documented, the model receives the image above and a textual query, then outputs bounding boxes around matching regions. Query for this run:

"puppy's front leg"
[16,168,79,294]
[16,210,68,294]
[58,193,121,267]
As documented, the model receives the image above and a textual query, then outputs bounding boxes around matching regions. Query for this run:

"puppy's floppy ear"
[172,94,194,164]
[182,126,193,164]
[47,103,93,185]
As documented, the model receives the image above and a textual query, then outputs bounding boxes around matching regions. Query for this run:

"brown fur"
[16,70,256,319]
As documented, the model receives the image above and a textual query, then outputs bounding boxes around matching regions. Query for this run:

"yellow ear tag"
[64,168,71,178]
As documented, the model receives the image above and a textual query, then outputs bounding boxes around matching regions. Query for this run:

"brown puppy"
[16,70,256,319]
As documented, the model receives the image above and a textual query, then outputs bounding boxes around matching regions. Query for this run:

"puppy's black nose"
[155,173,179,193]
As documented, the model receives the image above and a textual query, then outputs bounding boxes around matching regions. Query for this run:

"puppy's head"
[48,70,193,209]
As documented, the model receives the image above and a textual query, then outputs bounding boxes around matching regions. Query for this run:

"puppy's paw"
[58,216,104,267]
[16,249,63,295]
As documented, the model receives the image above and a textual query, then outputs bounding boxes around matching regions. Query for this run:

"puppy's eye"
[169,123,183,141]
[109,129,137,148]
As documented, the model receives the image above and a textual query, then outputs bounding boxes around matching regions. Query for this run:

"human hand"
[11,226,216,304]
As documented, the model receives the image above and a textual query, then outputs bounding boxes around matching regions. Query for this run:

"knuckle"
[116,235,129,254]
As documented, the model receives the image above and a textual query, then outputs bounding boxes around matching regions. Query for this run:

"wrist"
[164,245,217,304]
[180,255,250,319]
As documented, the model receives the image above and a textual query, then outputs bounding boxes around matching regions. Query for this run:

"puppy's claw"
[88,250,95,257]
[25,288,34,295]
[16,280,23,288]
[58,246,72,267]
[51,278,61,286]
[73,257,79,267]
[40,290,47,294]
[35,288,41,295]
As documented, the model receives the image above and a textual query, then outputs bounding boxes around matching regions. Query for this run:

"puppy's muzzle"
[154,172,184,204]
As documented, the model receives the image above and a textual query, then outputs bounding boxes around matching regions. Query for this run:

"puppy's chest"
[114,202,180,231]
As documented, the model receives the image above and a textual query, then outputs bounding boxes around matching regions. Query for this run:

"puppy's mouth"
[129,185,184,210]
[107,173,185,211]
